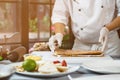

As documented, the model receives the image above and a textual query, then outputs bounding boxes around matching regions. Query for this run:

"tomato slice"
[53,60,60,64]
[61,60,67,66]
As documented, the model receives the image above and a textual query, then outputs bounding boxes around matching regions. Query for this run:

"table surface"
[1,51,120,80]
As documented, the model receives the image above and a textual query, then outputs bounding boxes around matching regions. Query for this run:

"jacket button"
[81,28,83,30]
[78,9,81,11]
[101,5,104,8]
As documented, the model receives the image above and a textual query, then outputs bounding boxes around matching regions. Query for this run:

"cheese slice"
[38,62,59,74]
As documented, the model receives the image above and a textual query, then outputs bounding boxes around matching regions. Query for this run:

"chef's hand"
[99,27,109,52]
[48,33,63,52]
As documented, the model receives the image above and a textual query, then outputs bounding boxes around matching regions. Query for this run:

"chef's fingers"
[99,35,103,44]
[101,36,108,52]
[50,45,55,53]
[100,38,104,45]
[55,33,63,47]
[48,36,56,52]
[57,40,62,47]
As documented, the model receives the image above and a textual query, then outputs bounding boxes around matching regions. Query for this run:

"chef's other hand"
[48,33,63,52]
[99,27,109,52]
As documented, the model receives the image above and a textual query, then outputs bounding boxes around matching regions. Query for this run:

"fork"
[68,75,73,80]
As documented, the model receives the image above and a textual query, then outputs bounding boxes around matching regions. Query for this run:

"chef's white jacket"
[51,0,120,56]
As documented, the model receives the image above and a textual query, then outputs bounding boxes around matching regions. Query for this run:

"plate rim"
[9,62,80,78]
[82,60,120,74]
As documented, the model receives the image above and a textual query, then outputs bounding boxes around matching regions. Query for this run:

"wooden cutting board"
[54,49,104,57]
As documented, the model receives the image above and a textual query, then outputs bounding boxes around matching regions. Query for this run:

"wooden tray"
[54,49,104,57]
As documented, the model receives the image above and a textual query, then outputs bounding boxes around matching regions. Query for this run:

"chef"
[48,0,120,57]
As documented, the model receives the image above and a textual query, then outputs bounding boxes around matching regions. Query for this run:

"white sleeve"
[117,0,120,16]
[51,0,70,25]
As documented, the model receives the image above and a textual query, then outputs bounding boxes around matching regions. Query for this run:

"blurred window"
[0,0,21,52]
[0,0,73,52]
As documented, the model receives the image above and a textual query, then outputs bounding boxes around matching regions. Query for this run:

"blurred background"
[0,0,74,53]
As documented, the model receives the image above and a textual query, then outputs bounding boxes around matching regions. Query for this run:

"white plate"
[9,62,80,78]
[73,74,120,80]
[0,73,11,79]
[0,64,15,79]
[82,60,120,74]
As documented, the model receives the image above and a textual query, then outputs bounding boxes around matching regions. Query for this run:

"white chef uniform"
[51,0,120,57]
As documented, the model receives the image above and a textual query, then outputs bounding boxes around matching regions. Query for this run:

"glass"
[29,4,50,41]
[38,5,50,41]
[0,3,15,32]
[0,1,22,58]
[0,2,21,43]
